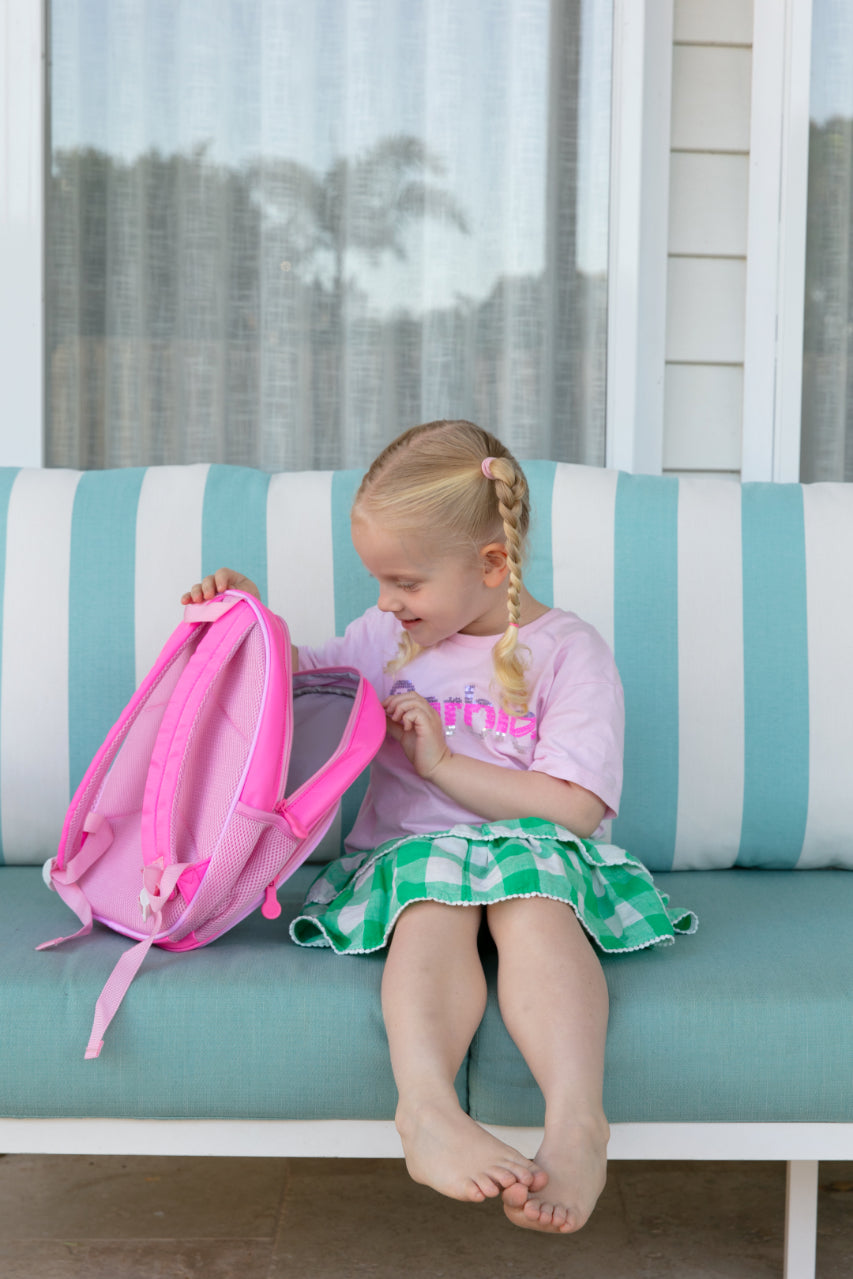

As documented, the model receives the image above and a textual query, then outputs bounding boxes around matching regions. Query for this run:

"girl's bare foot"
[396,1098,548,1204]
[502,1117,609,1233]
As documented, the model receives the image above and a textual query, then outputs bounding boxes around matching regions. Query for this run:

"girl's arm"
[384,692,607,838]
[181,567,300,672]
[431,752,606,837]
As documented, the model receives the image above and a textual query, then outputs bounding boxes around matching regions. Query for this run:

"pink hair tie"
[508,621,519,628]
[481,457,497,479]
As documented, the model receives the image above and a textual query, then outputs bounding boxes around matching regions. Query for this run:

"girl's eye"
[397,582,419,592]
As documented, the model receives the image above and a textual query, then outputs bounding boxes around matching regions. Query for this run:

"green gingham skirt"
[289,818,697,955]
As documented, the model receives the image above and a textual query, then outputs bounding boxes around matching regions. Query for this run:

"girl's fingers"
[384,692,434,720]
[180,568,260,605]
[386,702,429,733]
[180,582,207,604]
[214,568,240,593]
[180,576,218,604]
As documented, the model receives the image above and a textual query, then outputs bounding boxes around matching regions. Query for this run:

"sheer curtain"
[47,0,612,471]
[801,0,853,481]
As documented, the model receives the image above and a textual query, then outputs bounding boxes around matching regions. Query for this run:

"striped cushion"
[0,464,850,871]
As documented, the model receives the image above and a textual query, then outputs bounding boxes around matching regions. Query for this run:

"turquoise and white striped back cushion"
[0,463,850,871]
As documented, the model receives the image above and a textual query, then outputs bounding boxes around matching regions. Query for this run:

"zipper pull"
[261,881,282,920]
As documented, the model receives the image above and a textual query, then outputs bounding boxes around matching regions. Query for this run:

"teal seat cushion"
[468,870,853,1126]
[0,866,403,1121]
[4,865,852,1126]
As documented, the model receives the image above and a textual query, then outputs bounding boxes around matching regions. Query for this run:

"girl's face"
[351,513,509,647]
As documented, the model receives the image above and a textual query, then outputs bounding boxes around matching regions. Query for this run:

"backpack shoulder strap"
[142,594,260,867]
[143,592,293,867]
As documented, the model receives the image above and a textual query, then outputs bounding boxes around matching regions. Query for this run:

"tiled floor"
[0,1155,851,1278]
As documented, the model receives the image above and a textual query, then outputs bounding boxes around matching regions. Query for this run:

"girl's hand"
[384,691,452,780]
[385,691,607,835]
[181,568,261,605]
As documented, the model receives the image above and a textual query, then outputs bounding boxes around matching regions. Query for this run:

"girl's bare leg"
[487,897,610,1234]
[382,900,546,1204]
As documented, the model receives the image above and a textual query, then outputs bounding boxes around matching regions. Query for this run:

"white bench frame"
[1,1118,849,1278]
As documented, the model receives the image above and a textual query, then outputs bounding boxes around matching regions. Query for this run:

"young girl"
[182,419,693,1235]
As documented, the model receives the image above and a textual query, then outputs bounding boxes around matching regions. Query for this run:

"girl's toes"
[485,1171,526,1197]
[510,1162,539,1188]
[488,1161,540,1193]
[501,1180,531,1210]
[524,1197,554,1226]
[551,1203,571,1230]
[538,1201,576,1233]
[469,1170,503,1199]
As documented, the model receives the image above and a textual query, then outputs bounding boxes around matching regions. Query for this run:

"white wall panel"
[664,365,743,471]
[674,0,754,46]
[669,153,749,256]
[664,3,755,478]
[671,46,752,152]
[666,258,746,364]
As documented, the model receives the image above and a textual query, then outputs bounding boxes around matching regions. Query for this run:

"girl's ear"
[480,542,509,586]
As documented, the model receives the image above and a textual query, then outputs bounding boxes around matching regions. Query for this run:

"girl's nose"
[376,587,400,614]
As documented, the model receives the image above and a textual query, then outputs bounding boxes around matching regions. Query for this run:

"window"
[46,0,613,471]
[800,0,853,481]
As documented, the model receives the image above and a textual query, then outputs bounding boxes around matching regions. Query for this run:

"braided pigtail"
[385,630,421,675]
[483,455,530,713]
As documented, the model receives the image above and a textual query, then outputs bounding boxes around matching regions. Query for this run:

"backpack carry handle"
[183,595,241,624]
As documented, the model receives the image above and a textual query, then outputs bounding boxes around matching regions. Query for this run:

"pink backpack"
[40,590,386,1059]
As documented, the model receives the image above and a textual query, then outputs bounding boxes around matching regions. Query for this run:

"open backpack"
[40,591,386,1058]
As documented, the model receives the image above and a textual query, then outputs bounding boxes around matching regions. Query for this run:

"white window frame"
[2,0,672,473]
[605,0,673,475]
[741,0,814,483]
[0,0,45,468]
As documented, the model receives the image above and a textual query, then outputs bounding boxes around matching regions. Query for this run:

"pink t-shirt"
[298,606,624,850]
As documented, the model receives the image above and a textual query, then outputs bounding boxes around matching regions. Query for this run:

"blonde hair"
[354,419,532,712]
